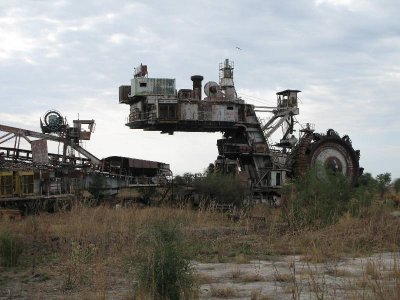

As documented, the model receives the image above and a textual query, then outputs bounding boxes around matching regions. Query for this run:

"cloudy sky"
[0,0,399,178]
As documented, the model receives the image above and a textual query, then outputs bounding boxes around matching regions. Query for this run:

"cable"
[238,93,273,105]
[238,92,269,102]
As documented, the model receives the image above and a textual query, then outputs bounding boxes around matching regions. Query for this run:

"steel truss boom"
[0,124,101,165]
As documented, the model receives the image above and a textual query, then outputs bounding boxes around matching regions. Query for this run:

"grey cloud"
[0,0,399,177]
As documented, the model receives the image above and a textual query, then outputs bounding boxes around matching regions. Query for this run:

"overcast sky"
[0,0,399,178]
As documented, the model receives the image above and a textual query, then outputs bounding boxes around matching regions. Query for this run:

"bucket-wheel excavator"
[119,59,362,202]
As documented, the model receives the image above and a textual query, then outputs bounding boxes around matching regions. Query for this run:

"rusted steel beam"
[0,124,63,143]
[70,143,101,166]
[0,124,101,166]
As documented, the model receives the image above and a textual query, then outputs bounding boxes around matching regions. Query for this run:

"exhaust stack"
[191,75,204,100]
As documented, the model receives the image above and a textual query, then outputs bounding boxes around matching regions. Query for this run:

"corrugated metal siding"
[104,156,165,170]
[128,158,159,169]
[131,78,176,96]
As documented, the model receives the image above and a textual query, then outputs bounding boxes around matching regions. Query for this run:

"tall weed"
[0,231,23,267]
[132,220,197,299]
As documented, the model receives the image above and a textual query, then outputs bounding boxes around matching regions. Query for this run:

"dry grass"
[233,253,249,264]
[277,205,400,261]
[229,268,241,280]
[196,272,214,284]
[273,272,293,283]
[241,273,264,282]
[0,200,399,298]
[364,260,382,280]
[324,268,353,277]
[0,205,233,297]
[250,290,273,300]
[228,269,264,282]
[210,286,239,298]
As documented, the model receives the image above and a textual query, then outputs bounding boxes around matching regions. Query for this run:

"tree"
[182,172,194,185]
[173,175,185,186]
[358,172,377,187]
[376,173,391,198]
[394,178,400,194]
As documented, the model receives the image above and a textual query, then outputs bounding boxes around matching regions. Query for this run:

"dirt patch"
[196,252,400,299]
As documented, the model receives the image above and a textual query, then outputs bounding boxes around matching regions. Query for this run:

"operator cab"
[276,90,300,109]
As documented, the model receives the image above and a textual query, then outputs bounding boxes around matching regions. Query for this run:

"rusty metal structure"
[0,59,362,211]
[119,59,362,203]
[0,111,171,212]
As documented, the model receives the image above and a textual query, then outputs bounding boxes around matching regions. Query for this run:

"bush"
[133,221,197,299]
[358,172,377,187]
[137,186,160,205]
[282,168,353,229]
[348,180,376,217]
[0,231,23,267]
[194,173,245,206]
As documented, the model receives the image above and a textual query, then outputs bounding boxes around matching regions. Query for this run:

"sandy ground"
[197,252,400,299]
[1,252,399,299]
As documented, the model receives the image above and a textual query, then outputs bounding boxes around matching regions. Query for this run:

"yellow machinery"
[0,171,34,197]
[0,171,13,197]
[15,171,34,196]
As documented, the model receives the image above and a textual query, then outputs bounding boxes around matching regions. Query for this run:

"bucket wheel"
[292,129,361,184]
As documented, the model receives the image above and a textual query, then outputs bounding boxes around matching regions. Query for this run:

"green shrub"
[0,231,23,267]
[282,167,353,229]
[348,180,376,217]
[133,221,197,300]
[282,166,378,229]
[195,173,245,206]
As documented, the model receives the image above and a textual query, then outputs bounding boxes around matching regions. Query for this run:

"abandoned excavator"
[119,59,362,203]
[0,110,171,213]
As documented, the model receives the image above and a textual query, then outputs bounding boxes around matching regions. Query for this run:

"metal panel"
[31,139,49,164]
[119,85,131,103]
[180,103,198,120]
[132,78,176,96]
[128,158,159,169]
[211,104,238,122]
[199,104,212,121]
[225,105,238,122]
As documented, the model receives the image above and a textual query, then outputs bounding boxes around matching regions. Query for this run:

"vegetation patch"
[210,286,239,298]
[0,231,23,267]
[130,220,197,300]
[0,170,399,298]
